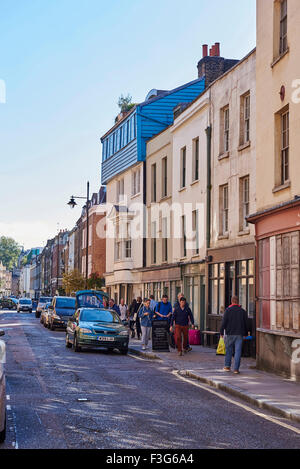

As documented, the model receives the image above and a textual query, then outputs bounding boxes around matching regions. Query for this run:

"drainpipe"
[143,160,147,268]
[205,125,212,249]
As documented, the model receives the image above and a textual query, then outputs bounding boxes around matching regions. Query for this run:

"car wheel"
[120,348,128,355]
[35,312,39,318]
[73,334,81,352]
[66,333,72,348]
[0,411,6,443]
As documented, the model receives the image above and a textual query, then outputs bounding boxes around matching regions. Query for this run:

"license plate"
[98,336,114,342]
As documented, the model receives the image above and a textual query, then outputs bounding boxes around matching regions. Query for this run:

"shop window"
[209,263,225,315]
[237,260,255,318]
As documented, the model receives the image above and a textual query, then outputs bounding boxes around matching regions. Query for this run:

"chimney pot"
[209,48,213,57]
[215,42,220,56]
[212,45,216,56]
[202,44,208,58]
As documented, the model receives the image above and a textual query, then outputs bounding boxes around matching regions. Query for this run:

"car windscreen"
[19,299,31,304]
[80,309,121,324]
[76,293,106,308]
[39,297,52,303]
[55,298,76,309]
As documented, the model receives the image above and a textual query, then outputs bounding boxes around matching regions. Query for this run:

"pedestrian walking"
[134,297,143,340]
[171,297,194,356]
[119,298,128,323]
[108,298,121,316]
[220,295,251,374]
[149,294,157,312]
[139,298,154,350]
[173,292,193,352]
[128,298,137,338]
[154,294,172,320]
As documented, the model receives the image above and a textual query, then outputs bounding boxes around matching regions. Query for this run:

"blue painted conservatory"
[101,77,205,185]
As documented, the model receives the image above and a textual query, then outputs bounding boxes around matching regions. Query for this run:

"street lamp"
[67,181,90,289]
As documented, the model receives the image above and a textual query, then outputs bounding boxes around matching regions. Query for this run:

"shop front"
[181,263,206,330]
[248,198,300,380]
[206,243,256,355]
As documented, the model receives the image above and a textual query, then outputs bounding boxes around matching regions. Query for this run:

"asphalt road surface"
[0,310,300,449]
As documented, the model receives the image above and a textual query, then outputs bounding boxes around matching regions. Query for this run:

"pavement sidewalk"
[128,338,300,424]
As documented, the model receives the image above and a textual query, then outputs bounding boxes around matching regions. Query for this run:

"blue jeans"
[224,335,243,371]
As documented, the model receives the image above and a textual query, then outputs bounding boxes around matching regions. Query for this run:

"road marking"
[173,370,300,436]
[6,394,10,400]
[6,404,11,410]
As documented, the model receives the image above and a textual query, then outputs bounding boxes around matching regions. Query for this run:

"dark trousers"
[135,317,141,339]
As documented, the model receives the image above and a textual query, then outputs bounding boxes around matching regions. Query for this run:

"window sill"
[191,179,200,187]
[238,228,250,237]
[257,328,300,339]
[272,181,291,193]
[218,234,229,240]
[160,195,171,202]
[178,186,187,193]
[131,192,141,200]
[218,151,230,161]
[238,141,251,152]
[271,48,289,68]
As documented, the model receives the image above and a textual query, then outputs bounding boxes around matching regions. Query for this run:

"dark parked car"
[48,296,76,330]
[0,298,17,310]
[66,308,129,354]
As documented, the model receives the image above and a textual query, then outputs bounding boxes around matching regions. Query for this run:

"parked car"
[17,298,33,313]
[75,290,109,309]
[65,308,129,354]
[48,296,76,330]
[0,298,17,310]
[40,302,52,326]
[0,329,6,443]
[35,297,52,318]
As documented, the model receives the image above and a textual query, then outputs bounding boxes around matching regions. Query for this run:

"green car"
[65,308,129,355]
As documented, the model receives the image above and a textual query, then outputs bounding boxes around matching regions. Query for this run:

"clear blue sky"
[0,0,256,249]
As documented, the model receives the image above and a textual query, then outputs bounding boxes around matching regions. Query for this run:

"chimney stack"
[197,41,239,86]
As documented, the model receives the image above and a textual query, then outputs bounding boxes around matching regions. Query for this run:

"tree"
[87,272,105,291]
[0,236,21,270]
[117,94,136,113]
[62,269,85,296]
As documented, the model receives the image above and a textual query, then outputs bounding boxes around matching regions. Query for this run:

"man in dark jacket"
[171,297,194,356]
[173,292,194,352]
[109,299,121,316]
[220,296,250,374]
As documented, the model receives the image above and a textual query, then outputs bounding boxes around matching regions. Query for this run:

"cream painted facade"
[210,49,256,248]
[207,49,256,335]
[105,162,144,303]
[142,128,182,304]
[256,0,300,210]
[247,0,300,379]
[170,95,210,328]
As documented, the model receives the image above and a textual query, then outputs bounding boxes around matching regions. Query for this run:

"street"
[0,309,299,449]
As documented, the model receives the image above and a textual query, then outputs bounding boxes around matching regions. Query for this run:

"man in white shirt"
[119,298,128,322]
